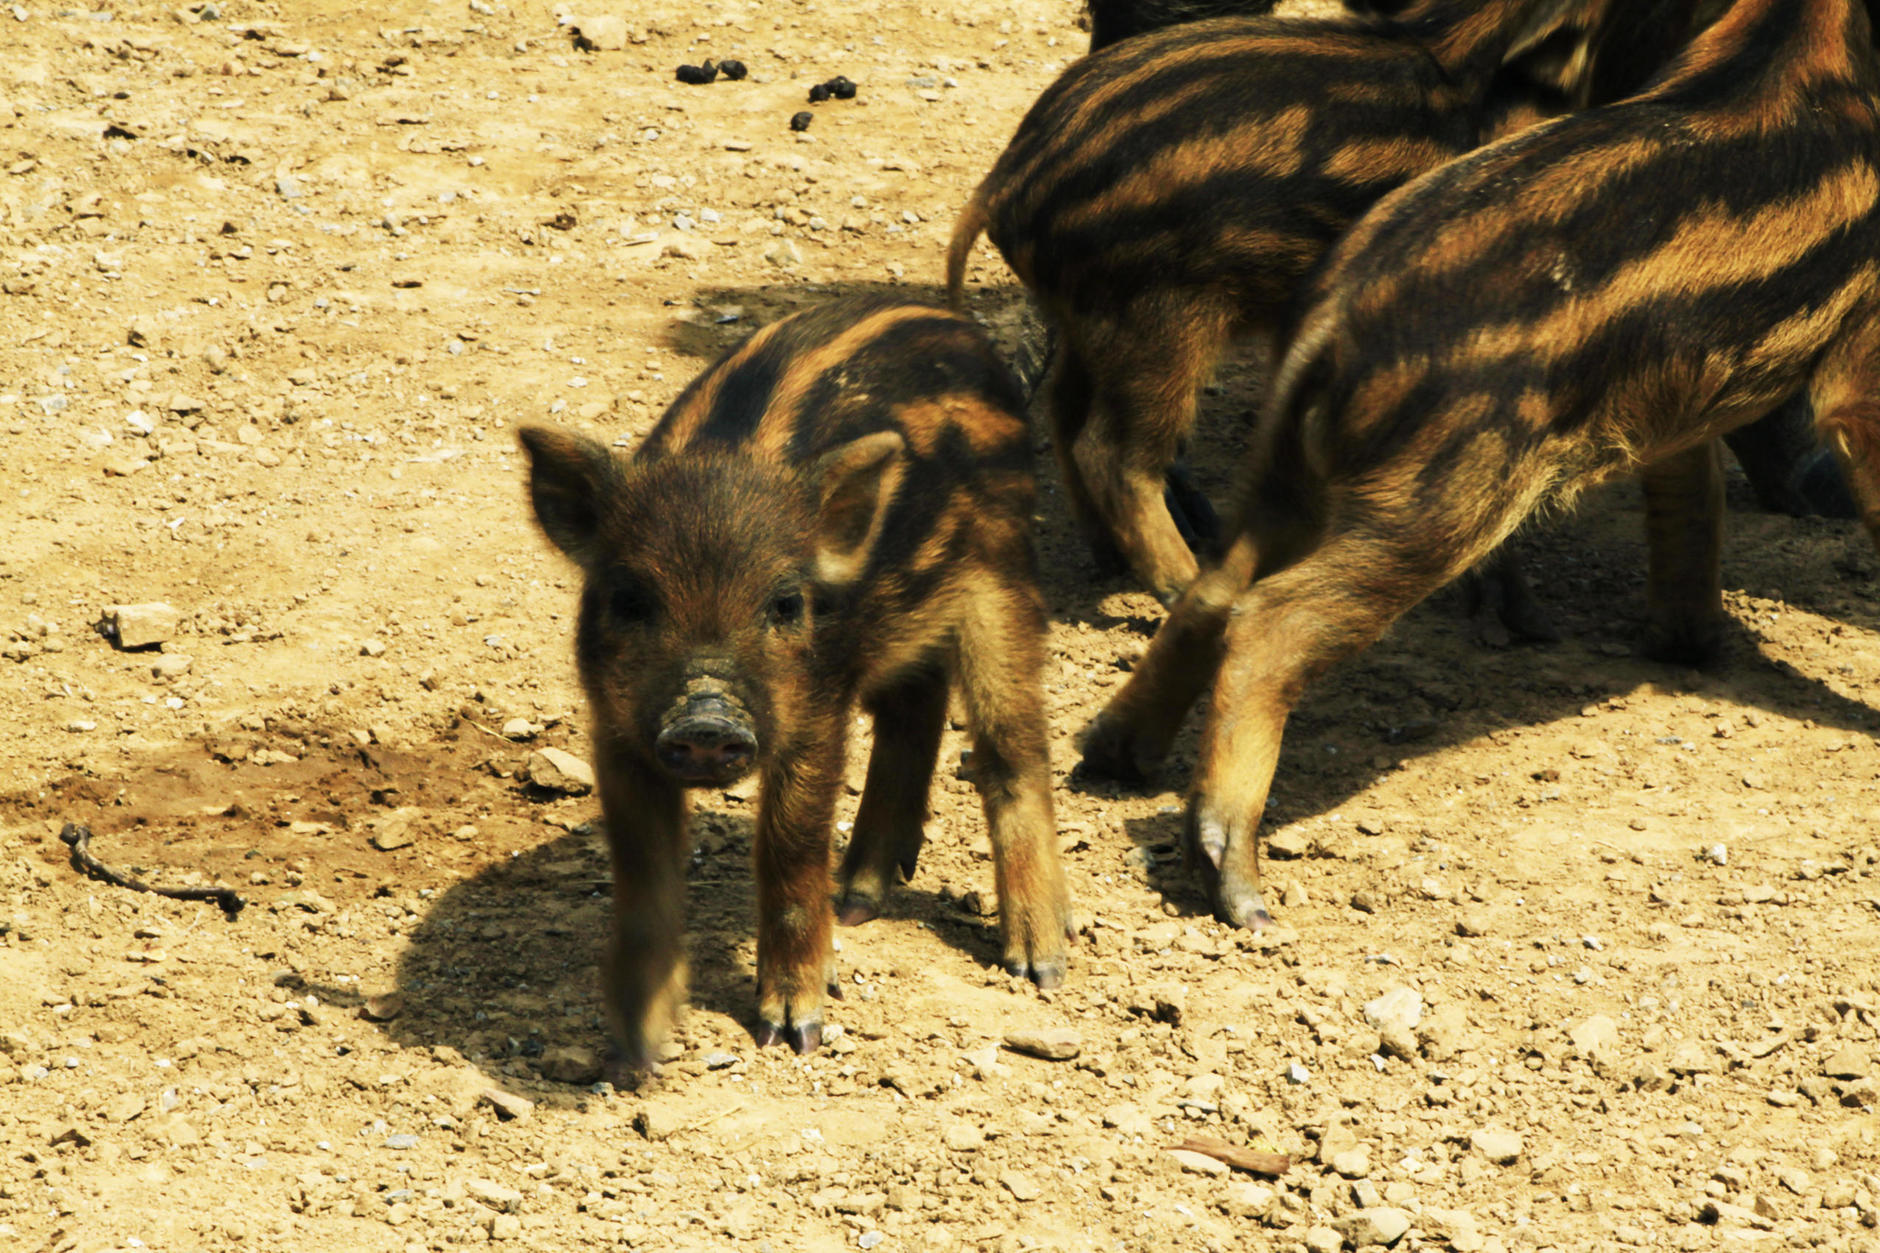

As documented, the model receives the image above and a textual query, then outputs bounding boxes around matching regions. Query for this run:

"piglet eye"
[768,590,805,628]
[608,577,656,625]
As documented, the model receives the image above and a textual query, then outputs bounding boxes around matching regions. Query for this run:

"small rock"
[1330,1148,1371,1179]
[1364,986,1423,1035]
[463,1177,523,1213]
[1822,1044,1869,1080]
[766,239,804,268]
[1266,828,1313,859]
[481,1088,534,1122]
[633,1100,684,1141]
[1350,890,1381,914]
[1778,1167,1810,1195]
[104,602,179,649]
[1469,1128,1523,1165]
[527,747,595,795]
[1668,1039,1716,1076]
[1100,1102,1153,1138]
[572,14,628,50]
[1633,1059,1671,1091]
[1304,1227,1343,1253]
[151,653,192,681]
[1281,881,1309,908]
[360,639,386,657]
[101,1093,146,1123]
[1167,1148,1228,1177]
[1003,1026,1081,1061]
[370,808,421,851]
[1000,1171,1042,1200]
[1336,1206,1411,1248]
[1455,909,1492,937]
[384,1133,419,1150]
[703,1052,738,1070]
[489,1214,521,1240]
[943,1123,985,1152]
[361,992,404,1021]
[501,717,537,740]
[275,174,305,199]
[1568,1014,1619,1068]
[539,1045,603,1085]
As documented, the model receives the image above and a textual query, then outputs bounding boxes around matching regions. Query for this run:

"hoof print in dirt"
[789,110,813,132]
[675,61,719,85]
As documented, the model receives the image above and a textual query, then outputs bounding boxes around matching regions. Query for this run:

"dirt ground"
[4,1,1880,1251]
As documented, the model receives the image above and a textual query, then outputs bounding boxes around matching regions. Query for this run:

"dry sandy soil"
[4,2,1880,1251]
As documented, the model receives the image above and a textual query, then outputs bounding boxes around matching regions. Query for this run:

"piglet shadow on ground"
[358,805,1005,1085]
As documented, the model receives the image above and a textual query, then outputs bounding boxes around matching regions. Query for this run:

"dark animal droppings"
[807,82,832,103]
[675,61,718,85]
[827,75,856,99]
[718,59,748,80]
[789,110,814,132]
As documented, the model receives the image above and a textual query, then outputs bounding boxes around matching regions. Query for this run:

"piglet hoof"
[1213,873,1273,933]
[1005,954,1066,990]
[833,888,883,927]
[1076,714,1152,786]
[756,1017,823,1055]
[1644,613,1726,669]
[603,1046,660,1090]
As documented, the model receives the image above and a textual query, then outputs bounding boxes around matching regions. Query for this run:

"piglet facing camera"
[520,298,1072,1076]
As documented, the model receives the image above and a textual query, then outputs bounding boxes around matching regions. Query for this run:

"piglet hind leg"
[1641,441,1727,667]
[753,730,846,1054]
[1079,531,1261,784]
[835,670,948,925]
[1809,314,1880,559]
[1070,300,1235,603]
[1188,536,1455,930]
[954,573,1072,988]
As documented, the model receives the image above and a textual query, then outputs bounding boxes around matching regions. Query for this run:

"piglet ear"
[809,430,905,587]
[517,424,622,568]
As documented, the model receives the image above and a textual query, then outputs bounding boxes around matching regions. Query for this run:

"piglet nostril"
[655,717,758,783]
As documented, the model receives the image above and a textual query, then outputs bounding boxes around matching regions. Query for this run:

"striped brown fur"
[1081,0,1880,932]
[519,298,1071,1072]
[949,0,1627,603]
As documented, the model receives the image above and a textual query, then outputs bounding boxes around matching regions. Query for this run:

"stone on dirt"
[1821,1044,1869,1080]
[1003,1026,1081,1060]
[103,601,179,649]
[539,1044,603,1085]
[526,747,595,795]
[1167,1148,1228,1176]
[480,1088,534,1123]
[1469,1128,1523,1165]
[1336,1206,1412,1247]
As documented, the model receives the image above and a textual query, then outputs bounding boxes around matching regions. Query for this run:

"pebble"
[360,639,386,657]
[275,174,305,199]
[1455,909,1492,937]
[1567,1013,1619,1067]
[1000,1171,1042,1201]
[539,1045,603,1085]
[1363,986,1423,1035]
[1266,828,1313,859]
[370,809,420,852]
[489,1214,521,1240]
[573,15,628,50]
[1668,1039,1716,1075]
[104,602,179,649]
[465,1179,523,1213]
[383,1133,418,1150]
[501,717,537,740]
[481,1088,534,1122]
[1003,1026,1081,1061]
[1304,1227,1343,1253]
[1822,1044,1869,1080]
[942,1124,985,1152]
[1469,1128,1523,1165]
[634,1101,685,1141]
[766,240,804,268]
[526,748,595,795]
[703,1052,738,1070]
[1330,1148,1371,1179]
[151,653,192,681]
[1336,1206,1412,1248]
